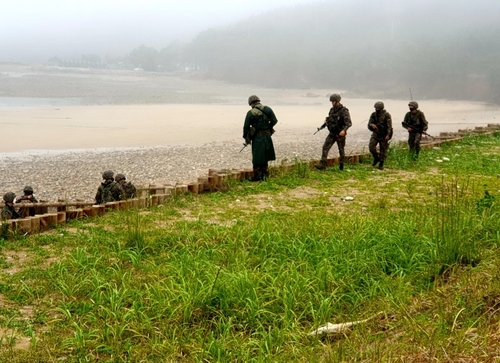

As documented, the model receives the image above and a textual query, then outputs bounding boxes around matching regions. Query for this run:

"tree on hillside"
[128,45,159,71]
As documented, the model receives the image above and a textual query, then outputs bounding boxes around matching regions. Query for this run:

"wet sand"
[1,65,499,202]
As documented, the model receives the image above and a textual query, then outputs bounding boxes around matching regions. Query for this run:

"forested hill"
[182,0,500,103]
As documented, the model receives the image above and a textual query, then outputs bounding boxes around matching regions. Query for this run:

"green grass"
[1,133,500,361]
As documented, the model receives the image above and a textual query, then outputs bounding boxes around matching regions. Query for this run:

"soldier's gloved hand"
[270,128,275,135]
[245,136,251,145]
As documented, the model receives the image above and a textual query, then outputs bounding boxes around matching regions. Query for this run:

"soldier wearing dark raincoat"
[315,93,352,170]
[368,101,393,170]
[95,170,124,204]
[402,101,428,159]
[243,95,278,181]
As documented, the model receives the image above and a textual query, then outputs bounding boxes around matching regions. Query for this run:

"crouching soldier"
[95,170,124,204]
[2,192,21,220]
[115,173,137,199]
[15,185,39,217]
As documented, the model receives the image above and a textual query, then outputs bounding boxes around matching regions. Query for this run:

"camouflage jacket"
[15,195,39,217]
[121,182,137,199]
[326,104,352,134]
[1,204,21,220]
[95,180,124,204]
[368,110,393,138]
[403,110,428,132]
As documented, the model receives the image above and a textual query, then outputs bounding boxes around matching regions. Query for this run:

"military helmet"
[115,173,126,182]
[248,95,260,106]
[3,192,16,203]
[23,185,34,194]
[329,93,341,102]
[374,101,384,109]
[102,170,114,180]
[408,101,419,109]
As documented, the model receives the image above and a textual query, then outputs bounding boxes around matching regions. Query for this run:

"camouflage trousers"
[408,132,422,155]
[321,133,346,164]
[253,163,269,182]
[369,134,389,162]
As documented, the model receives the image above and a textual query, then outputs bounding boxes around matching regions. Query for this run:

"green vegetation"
[1,133,500,361]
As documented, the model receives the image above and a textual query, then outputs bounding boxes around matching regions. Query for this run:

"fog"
[2,0,500,103]
[0,0,315,62]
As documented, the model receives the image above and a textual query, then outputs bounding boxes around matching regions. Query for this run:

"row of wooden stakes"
[0,168,257,236]
[2,123,500,236]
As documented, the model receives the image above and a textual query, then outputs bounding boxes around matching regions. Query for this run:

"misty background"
[2,0,500,104]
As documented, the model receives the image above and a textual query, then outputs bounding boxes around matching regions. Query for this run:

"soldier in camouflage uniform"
[2,192,21,220]
[95,170,124,204]
[402,101,428,159]
[315,94,352,170]
[368,101,393,170]
[115,173,137,199]
[243,95,278,181]
[15,185,39,217]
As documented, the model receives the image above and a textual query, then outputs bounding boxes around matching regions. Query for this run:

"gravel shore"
[0,138,369,203]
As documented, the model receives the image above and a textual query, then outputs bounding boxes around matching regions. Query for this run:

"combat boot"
[378,161,384,170]
[339,163,344,171]
[314,160,327,170]
[372,154,380,166]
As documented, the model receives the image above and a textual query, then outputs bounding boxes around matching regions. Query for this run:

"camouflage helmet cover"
[374,101,384,109]
[408,101,419,109]
[3,192,16,203]
[248,95,260,106]
[102,170,114,180]
[115,173,126,182]
[23,185,34,194]
[329,93,341,102]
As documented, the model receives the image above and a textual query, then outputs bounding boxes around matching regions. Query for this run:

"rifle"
[402,121,435,139]
[314,123,327,135]
[239,142,250,153]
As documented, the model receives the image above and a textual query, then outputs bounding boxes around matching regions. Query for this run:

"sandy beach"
[1,64,499,202]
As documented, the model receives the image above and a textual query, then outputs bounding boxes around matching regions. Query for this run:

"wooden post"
[66,209,83,221]
[46,213,58,226]
[118,201,128,211]
[130,198,139,209]
[30,216,41,233]
[19,218,32,234]
[197,177,210,192]
[57,212,66,224]
[188,183,199,194]
[82,207,93,218]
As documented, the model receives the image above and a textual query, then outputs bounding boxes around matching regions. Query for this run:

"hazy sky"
[1,0,316,62]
